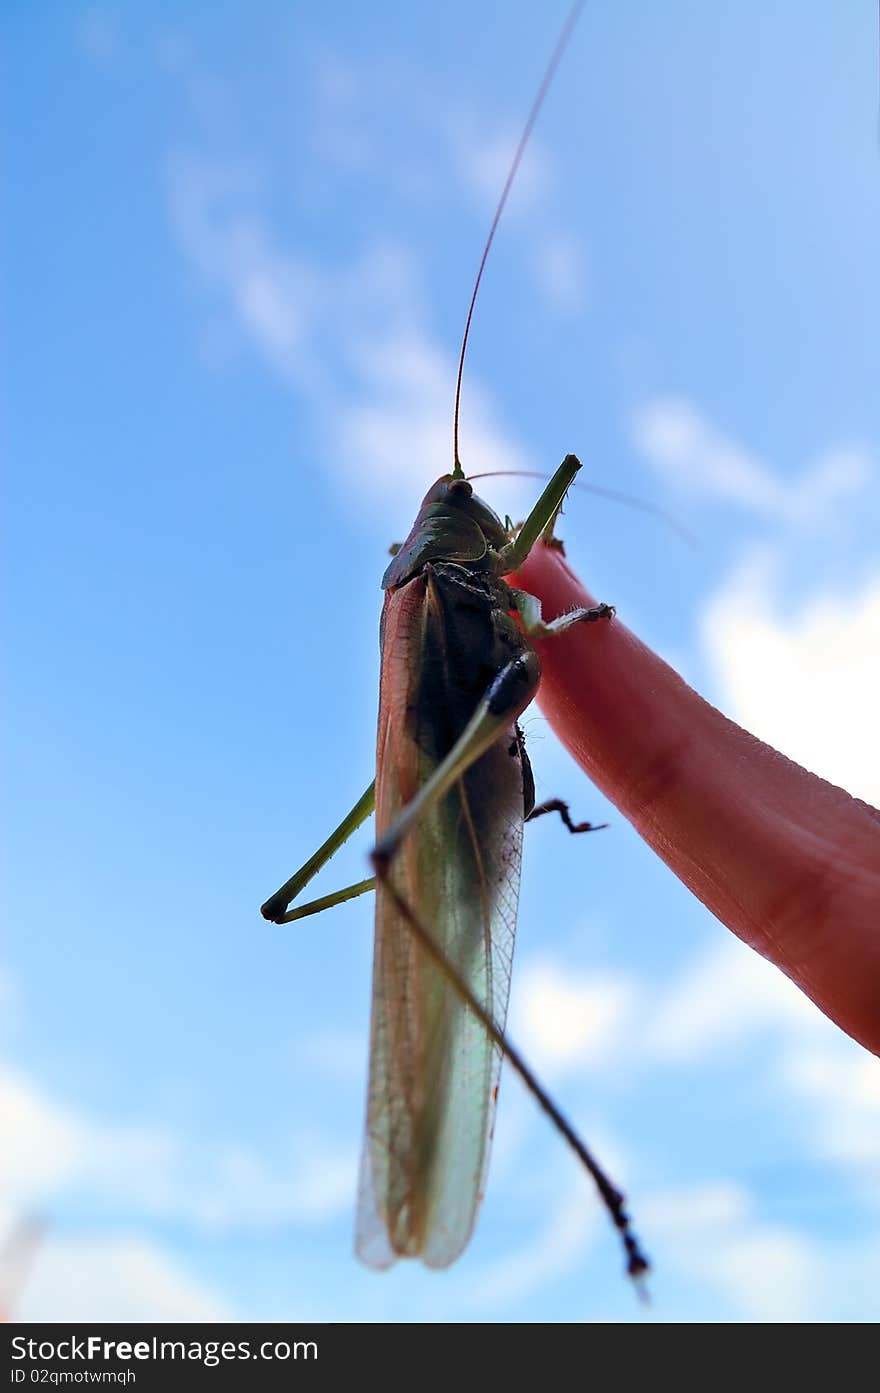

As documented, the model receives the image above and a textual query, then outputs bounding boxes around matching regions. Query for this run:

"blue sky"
[3,1,880,1322]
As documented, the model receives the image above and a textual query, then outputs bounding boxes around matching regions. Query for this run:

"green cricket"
[261,1,649,1284]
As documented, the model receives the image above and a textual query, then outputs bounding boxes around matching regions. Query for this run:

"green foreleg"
[496,453,581,574]
[510,587,615,639]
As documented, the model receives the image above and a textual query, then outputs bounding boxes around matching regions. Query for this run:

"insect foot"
[582,602,615,622]
[526,798,607,834]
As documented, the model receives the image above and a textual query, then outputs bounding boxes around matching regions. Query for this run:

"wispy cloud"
[18,1230,234,1322]
[641,1178,752,1234]
[0,1059,356,1233]
[0,1065,90,1200]
[776,1041,880,1170]
[624,936,880,1221]
[190,1136,356,1231]
[644,937,827,1065]
[511,956,639,1076]
[640,1180,823,1321]
[644,1175,880,1321]
[167,152,533,521]
[163,29,594,531]
[631,398,872,524]
[470,944,878,1316]
[168,157,320,388]
[0,1198,233,1323]
[469,1176,601,1309]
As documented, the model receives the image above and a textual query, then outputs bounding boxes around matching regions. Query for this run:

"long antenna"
[452,1,586,478]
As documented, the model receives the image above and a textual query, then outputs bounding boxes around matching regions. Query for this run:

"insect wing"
[356,568,526,1268]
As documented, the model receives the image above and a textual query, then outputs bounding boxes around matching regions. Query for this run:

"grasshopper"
[262,0,648,1283]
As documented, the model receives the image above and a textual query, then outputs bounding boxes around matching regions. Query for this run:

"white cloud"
[641,1179,822,1321]
[633,398,878,804]
[794,445,873,519]
[0,1204,232,1323]
[0,1212,45,1321]
[162,32,593,537]
[635,928,880,1202]
[641,1179,752,1234]
[168,157,318,387]
[510,957,639,1075]
[632,399,785,514]
[470,1169,820,1322]
[699,1227,821,1322]
[701,554,880,806]
[632,398,871,523]
[0,1065,90,1200]
[339,322,532,506]
[188,1135,356,1231]
[644,937,826,1064]
[776,1041,880,1169]
[167,154,533,522]
[19,1234,233,1323]
[0,1061,204,1222]
[0,1060,355,1234]
[470,1178,600,1309]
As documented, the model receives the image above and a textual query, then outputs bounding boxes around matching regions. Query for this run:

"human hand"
[513,544,880,1057]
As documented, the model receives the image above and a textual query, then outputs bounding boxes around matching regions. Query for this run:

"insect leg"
[496,453,582,574]
[261,781,376,924]
[373,852,650,1285]
[510,586,615,639]
[371,652,541,868]
[527,798,607,833]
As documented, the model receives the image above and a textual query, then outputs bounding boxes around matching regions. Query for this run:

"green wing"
[356,569,527,1268]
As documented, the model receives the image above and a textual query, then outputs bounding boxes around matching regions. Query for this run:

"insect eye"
[449,479,473,498]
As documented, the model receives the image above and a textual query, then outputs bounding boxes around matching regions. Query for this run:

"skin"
[513,544,880,1059]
